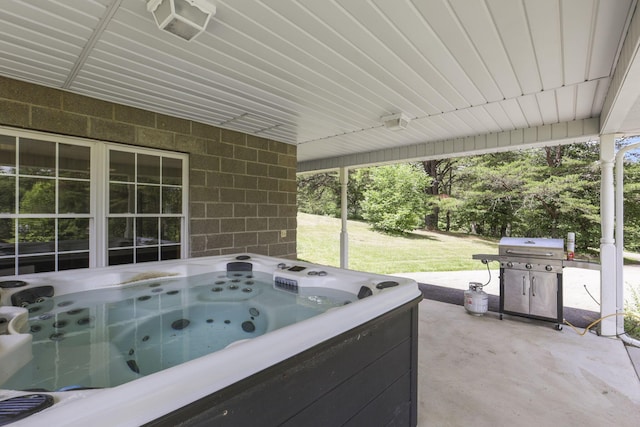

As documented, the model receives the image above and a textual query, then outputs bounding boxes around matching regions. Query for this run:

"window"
[0,135,92,275]
[107,147,185,266]
[0,129,188,276]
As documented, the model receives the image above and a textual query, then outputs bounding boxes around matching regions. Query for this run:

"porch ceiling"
[2,0,640,171]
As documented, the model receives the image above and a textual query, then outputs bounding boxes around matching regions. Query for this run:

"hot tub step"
[0,394,54,426]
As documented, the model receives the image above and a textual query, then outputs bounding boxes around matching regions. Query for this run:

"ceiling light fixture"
[380,113,411,131]
[147,0,216,41]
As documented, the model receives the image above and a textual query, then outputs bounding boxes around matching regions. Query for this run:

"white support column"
[615,140,640,336]
[600,134,617,336]
[339,167,349,269]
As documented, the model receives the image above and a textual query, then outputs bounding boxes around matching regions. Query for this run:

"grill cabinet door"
[529,271,558,319]
[503,269,529,314]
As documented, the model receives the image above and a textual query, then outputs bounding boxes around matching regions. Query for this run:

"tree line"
[298,141,640,254]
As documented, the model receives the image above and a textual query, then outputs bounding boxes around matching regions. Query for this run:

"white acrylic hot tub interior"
[0,254,420,426]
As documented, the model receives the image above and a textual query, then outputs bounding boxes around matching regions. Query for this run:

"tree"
[19,179,55,214]
[421,159,457,231]
[450,145,601,252]
[452,152,523,236]
[621,140,640,251]
[297,172,340,217]
[0,177,15,249]
[295,141,634,253]
[297,169,373,219]
[519,143,600,249]
[347,168,371,219]
[422,160,439,230]
[360,164,430,233]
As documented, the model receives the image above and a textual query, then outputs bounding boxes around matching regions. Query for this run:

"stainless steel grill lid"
[498,237,565,260]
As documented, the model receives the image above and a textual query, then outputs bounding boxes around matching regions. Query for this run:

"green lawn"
[296,213,499,274]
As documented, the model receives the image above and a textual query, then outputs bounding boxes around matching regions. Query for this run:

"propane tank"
[567,232,575,260]
[464,282,488,316]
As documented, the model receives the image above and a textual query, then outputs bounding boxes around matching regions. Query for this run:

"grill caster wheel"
[554,324,563,331]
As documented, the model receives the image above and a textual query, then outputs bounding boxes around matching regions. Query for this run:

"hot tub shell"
[0,254,421,426]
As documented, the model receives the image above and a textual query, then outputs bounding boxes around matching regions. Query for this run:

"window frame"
[0,127,189,276]
[103,143,189,266]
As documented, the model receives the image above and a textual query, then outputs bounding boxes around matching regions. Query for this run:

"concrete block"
[246,135,269,150]
[234,232,257,247]
[234,146,257,161]
[0,100,29,127]
[90,118,135,144]
[157,113,190,134]
[63,93,112,119]
[192,122,220,140]
[268,165,288,179]
[220,218,246,233]
[0,76,61,108]
[234,203,257,217]
[220,188,245,203]
[221,129,245,145]
[115,105,155,127]
[220,158,246,174]
[207,233,233,250]
[234,175,257,190]
[136,127,174,149]
[207,203,233,218]
[32,107,88,137]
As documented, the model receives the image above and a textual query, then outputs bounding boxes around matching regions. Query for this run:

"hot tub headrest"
[226,262,253,272]
[11,286,54,307]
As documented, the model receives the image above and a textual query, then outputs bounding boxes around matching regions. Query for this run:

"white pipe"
[339,167,349,269]
[620,332,640,347]
[615,140,640,346]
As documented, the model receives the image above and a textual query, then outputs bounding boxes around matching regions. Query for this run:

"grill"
[498,237,565,272]
[475,237,565,329]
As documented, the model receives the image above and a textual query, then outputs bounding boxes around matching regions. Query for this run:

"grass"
[298,213,640,339]
[297,213,640,338]
[625,288,640,339]
[296,212,499,274]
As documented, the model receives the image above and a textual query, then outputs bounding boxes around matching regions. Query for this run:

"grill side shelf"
[471,254,501,262]
[562,260,601,270]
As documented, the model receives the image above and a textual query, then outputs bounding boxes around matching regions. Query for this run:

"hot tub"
[0,254,422,426]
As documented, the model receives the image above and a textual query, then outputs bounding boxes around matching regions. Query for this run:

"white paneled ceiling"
[2,0,640,170]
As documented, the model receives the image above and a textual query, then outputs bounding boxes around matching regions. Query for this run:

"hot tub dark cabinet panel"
[144,297,421,427]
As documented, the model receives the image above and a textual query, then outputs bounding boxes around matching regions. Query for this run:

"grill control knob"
[545,265,553,271]
[525,263,532,269]
[507,262,513,268]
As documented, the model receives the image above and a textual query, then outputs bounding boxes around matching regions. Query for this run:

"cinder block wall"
[0,76,297,259]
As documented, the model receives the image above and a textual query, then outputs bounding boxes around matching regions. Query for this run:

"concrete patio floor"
[417,299,640,426]
[407,267,640,426]
[396,265,640,314]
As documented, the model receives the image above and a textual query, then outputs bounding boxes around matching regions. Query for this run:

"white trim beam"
[298,118,600,173]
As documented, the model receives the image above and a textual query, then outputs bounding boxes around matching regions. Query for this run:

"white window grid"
[0,127,189,275]
[105,144,188,266]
